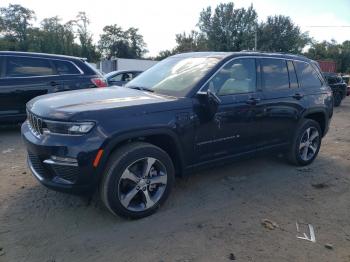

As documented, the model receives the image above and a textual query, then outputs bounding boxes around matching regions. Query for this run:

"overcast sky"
[2,0,350,56]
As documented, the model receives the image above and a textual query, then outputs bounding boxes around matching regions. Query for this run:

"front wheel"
[288,119,322,166]
[100,142,175,219]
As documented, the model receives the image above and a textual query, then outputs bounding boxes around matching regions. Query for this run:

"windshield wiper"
[128,86,154,92]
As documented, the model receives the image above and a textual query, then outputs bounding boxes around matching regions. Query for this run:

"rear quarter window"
[53,60,81,75]
[5,56,54,77]
[294,61,322,88]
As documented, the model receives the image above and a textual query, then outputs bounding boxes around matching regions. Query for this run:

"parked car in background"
[323,72,347,106]
[0,51,107,123]
[22,52,333,219]
[341,75,350,96]
[105,70,142,86]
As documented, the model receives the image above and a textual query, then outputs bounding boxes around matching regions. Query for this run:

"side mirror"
[207,88,221,104]
[196,88,220,120]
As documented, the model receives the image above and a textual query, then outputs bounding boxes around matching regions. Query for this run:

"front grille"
[51,165,80,183]
[27,110,43,137]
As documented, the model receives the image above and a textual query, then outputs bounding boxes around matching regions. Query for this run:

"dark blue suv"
[22,52,333,218]
[0,51,107,123]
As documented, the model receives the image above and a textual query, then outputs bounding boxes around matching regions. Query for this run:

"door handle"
[293,93,304,100]
[245,98,261,105]
[50,81,59,87]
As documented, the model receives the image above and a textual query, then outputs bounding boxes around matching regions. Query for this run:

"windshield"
[125,57,220,97]
[104,71,116,78]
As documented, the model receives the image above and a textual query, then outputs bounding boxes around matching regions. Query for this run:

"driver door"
[194,58,264,162]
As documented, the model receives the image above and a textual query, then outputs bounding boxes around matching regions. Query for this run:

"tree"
[74,12,100,61]
[257,15,310,53]
[306,40,350,73]
[0,4,35,50]
[154,50,173,60]
[197,3,258,51]
[98,24,146,59]
[174,31,208,53]
[125,27,147,58]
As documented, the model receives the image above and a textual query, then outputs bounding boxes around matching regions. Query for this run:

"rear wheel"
[288,119,322,166]
[100,142,175,219]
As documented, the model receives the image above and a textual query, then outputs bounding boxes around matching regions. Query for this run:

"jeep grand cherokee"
[22,52,333,218]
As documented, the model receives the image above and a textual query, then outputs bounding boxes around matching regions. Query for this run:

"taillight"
[91,78,108,88]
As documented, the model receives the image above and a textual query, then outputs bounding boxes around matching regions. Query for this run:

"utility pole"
[254,30,257,51]
[254,24,258,51]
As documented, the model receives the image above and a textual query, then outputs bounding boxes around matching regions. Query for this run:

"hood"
[27,86,175,120]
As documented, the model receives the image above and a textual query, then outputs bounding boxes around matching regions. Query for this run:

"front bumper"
[22,120,104,194]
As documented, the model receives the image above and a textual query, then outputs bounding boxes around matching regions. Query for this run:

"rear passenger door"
[257,58,303,148]
[51,59,85,91]
[0,56,55,119]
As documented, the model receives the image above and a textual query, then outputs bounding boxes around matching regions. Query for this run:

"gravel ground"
[0,99,349,262]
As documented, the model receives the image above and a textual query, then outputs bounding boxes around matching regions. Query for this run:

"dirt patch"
[0,100,350,262]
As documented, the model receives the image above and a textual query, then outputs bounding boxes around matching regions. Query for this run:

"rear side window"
[261,58,289,91]
[294,61,322,88]
[53,60,80,75]
[6,56,54,77]
[287,61,298,88]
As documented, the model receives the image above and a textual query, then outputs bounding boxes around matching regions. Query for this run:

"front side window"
[261,58,289,91]
[294,61,322,88]
[6,56,54,77]
[206,58,256,96]
[53,60,80,75]
[125,57,220,97]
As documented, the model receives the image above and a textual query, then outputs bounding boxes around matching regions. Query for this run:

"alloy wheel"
[117,157,167,212]
[299,127,320,161]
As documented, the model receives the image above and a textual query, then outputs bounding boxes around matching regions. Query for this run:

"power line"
[306,25,350,28]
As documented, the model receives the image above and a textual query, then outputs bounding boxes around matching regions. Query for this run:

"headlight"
[43,121,95,135]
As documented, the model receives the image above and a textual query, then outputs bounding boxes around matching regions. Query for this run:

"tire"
[334,91,342,107]
[100,142,175,219]
[288,119,322,166]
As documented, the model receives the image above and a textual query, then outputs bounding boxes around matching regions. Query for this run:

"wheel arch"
[96,128,185,179]
[302,109,328,136]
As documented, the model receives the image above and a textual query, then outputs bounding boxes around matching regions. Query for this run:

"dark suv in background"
[22,52,333,219]
[0,51,107,123]
[323,72,347,106]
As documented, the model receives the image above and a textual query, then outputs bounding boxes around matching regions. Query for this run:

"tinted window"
[0,56,3,77]
[287,60,298,88]
[53,60,80,75]
[110,73,132,82]
[294,61,322,88]
[261,58,289,91]
[110,73,123,81]
[6,56,54,77]
[207,58,256,96]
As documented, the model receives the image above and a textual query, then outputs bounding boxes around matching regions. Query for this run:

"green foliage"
[0,4,35,50]
[257,15,311,53]
[173,3,312,56]
[98,24,147,59]
[154,50,174,61]
[306,40,350,73]
[0,4,100,62]
[198,3,257,51]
